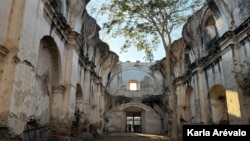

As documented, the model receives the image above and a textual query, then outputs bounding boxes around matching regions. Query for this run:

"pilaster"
[230,43,248,123]
[83,65,91,114]
[51,85,66,120]
[197,65,207,123]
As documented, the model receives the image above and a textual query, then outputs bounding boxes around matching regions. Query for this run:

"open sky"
[86,1,189,62]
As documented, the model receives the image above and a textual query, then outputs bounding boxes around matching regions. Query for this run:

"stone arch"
[185,86,196,123]
[115,103,152,112]
[108,69,158,96]
[206,0,233,29]
[201,9,219,55]
[37,36,62,85]
[105,103,163,133]
[208,84,229,124]
[75,84,83,113]
[35,36,62,124]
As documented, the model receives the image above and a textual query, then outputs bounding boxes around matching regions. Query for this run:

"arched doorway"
[208,84,229,124]
[124,106,144,133]
[126,111,142,133]
[105,103,163,134]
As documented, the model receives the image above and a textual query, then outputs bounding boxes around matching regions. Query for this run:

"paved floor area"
[95,133,171,141]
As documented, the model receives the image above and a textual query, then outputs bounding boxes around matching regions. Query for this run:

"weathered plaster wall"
[105,103,163,134]
[0,0,118,139]
[0,0,12,45]
[165,0,250,133]
[108,62,164,97]
[1,0,250,139]
[106,61,165,134]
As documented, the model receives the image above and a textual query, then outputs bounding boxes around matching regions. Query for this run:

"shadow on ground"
[93,133,170,141]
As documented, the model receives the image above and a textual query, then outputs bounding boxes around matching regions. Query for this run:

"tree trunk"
[164,47,178,141]
[161,31,178,140]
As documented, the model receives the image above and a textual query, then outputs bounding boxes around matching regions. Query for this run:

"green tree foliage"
[97,0,204,140]
[100,0,202,61]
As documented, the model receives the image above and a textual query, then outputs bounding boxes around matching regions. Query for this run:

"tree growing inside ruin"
[97,0,203,140]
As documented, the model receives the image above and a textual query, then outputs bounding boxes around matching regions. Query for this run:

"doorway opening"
[126,112,141,133]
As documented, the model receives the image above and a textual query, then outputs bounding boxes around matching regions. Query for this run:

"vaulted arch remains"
[105,103,163,134]
[35,36,63,124]
[108,69,161,97]
[201,9,219,56]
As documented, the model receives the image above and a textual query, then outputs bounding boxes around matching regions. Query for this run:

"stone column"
[230,43,247,123]
[90,77,97,124]
[48,85,71,141]
[197,66,207,123]
[61,32,80,121]
[49,32,80,140]
[0,1,25,138]
[89,74,103,133]
[51,85,66,120]
[99,85,105,133]
[83,66,91,114]
[96,83,101,128]
[176,81,186,133]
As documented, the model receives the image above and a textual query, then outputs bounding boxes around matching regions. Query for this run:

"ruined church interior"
[0,0,250,140]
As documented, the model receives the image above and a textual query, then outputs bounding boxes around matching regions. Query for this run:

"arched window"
[203,10,218,53]
[127,79,140,91]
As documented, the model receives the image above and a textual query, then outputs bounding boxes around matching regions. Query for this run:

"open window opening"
[127,79,140,91]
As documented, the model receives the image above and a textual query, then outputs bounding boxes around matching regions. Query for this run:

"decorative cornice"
[187,19,250,73]
[186,17,250,74]
[67,31,84,52]
[44,1,70,42]
[173,72,192,85]
[92,72,102,84]
[52,85,66,93]
[79,56,91,70]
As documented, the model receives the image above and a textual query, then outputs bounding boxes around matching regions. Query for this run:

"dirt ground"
[94,133,171,141]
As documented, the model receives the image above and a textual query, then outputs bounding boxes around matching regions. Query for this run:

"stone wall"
[0,0,118,140]
[105,61,166,134]
[156,0,250,135]
[1,0,250,140]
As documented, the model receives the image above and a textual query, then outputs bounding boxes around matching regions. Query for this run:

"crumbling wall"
[0,0,118,140]
[105,103,163,134]
[167,0,250,131]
